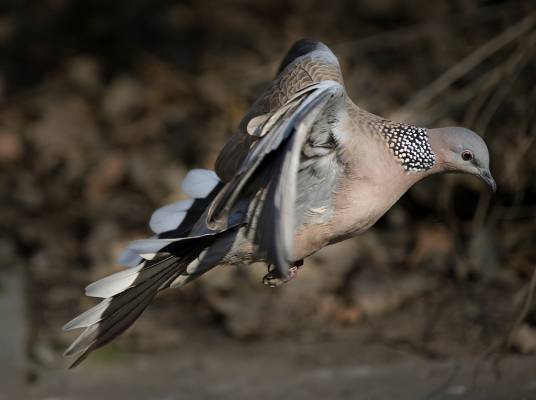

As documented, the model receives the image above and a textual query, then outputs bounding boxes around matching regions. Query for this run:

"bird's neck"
[426,128,454,175]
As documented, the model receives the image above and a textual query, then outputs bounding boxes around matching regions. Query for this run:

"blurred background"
[1,0,535,399]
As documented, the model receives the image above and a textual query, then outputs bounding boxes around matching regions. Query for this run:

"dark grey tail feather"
[65,238,214,368]
[66,257,184,368]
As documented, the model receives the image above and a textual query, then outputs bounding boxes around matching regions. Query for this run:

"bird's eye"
[461,150,473,161]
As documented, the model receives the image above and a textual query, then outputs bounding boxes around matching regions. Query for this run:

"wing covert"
[215,39,343,182]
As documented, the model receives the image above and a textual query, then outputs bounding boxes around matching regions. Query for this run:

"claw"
[262,261,302,287]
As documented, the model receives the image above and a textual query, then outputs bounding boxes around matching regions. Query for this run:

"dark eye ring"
[461,150,473,161]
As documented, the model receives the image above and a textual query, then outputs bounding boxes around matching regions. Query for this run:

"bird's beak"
[479,169,497,192]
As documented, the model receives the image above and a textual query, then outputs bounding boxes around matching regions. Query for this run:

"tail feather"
[63,262,170,335]
[66,262,179,368]
[64,168,235,367]
[85,255,175,298]
[63,298,112,331]
[180,169,220,199]
[116,248,144,268]
[149,169,222,235]
[64,255,187,367]
[149,199,194,234]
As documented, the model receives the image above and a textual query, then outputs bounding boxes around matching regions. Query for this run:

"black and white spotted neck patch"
[379,122,436,172]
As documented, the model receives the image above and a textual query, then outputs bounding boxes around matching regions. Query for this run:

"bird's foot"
[262,260,303,287]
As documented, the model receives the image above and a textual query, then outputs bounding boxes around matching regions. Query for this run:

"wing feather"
[256,83,344,276]
[208,80,344,276]
[207,82,342,231]
[215,39,343,182]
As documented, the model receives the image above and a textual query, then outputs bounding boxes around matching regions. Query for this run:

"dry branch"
[391,12,536,121]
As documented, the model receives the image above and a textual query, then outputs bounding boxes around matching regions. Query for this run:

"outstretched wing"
[215,39,344,183]
[210,39,347,277]
[254,82,346,276]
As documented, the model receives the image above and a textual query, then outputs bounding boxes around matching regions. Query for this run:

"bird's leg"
[262,260,303,287]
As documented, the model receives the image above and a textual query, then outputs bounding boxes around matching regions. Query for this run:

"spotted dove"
[64,38,496,367]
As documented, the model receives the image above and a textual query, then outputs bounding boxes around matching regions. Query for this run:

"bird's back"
[215,39,345,182]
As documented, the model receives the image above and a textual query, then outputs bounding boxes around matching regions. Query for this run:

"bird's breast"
[292,169,414,260]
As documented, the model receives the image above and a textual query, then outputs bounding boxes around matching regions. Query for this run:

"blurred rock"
[102,76,146,123]
[0,130,23,162]
[308,239,363,290]
[86,151,128,204]
[333,304,363,325]
[85,221,123,278]
[202,263,332,338]
[66,56,102,91]
[350,273,437,318]
[468,227,501,279]
[27,96,101,181]
[409,223,455,272]
[511,324,536,354]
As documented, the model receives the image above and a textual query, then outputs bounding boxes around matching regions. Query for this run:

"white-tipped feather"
[85,264,145,298]
[125,238,175,259]
[116,248,144,267]
[186,249,208,274]
[140,252,157,260]
[169,274,189,288]
[181,169,220,198]
[63,298,111,331]
[169,260,215,289]
[149,199,194,234]
[247,114,270,136]
[168,250,215,288]
[84,255,178,298]
[185,259,200,275]
[123,233,219,262]
[64,215,229,365]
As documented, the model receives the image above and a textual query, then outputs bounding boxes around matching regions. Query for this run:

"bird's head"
[428,127,496,192]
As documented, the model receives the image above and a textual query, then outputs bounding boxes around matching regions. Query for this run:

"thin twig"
[475,32,536,137]
[391,12,536,121]
[335,25,430,53]
[335,2,522,54]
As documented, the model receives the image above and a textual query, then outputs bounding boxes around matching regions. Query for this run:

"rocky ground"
[2,250,536,399]
[5,324,536,400]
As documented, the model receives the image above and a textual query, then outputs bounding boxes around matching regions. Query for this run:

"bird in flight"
[64,38,496,367]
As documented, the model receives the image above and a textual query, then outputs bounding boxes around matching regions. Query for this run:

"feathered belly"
[292,212,379,260]
[291,180,407,260]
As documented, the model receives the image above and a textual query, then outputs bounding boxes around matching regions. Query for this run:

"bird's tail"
[63,235,215,368]
[63,169,225,368]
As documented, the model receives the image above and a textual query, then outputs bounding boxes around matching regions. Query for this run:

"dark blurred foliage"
[0,0,535,371]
